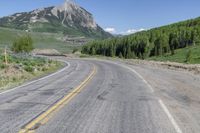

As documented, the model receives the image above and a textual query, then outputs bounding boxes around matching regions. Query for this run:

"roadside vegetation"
[0,52,63,92]
[82,17,200,64]
[0,35,63,92]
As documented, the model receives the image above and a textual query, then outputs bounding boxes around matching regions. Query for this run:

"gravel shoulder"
[94,57,200,74]
[122,60,200,132]
[124,59,200,74]
[84,57,200,132]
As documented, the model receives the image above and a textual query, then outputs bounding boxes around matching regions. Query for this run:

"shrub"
[119,52,123,58]
[42,67,48,71]
[12,35,34,53]
[12,77,17,82]
[186,49,192,63]
[72,48,79,53]
[24,66,34,72]
[48,60,53,64]
[0,64,7,69]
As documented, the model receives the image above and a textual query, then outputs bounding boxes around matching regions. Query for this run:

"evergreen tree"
[81,17,200,59]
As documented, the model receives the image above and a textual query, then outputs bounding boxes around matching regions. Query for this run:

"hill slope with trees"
[82,17,200,62]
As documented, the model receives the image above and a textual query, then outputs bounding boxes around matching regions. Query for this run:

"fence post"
[4,46,8,65]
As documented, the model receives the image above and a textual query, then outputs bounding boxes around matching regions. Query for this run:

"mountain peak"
[53,0,79,14]
[0,1,112,39]
[51,0,97,29]
[64,0,76,5]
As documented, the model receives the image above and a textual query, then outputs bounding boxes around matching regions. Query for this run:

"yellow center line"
[19,65,97,133]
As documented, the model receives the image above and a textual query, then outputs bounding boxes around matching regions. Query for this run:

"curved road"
[0,58,199,133]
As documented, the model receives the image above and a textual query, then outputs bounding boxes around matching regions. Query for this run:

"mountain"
[0,1,112,39]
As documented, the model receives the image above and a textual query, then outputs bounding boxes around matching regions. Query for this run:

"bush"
[186,49,192,63]
[42,67,48,71]
[72,48,79,53]
[0,64,7,69]
[12,35,34,53]
[119,52,123,58]
[12,77,17,82]
[24,66,34,72]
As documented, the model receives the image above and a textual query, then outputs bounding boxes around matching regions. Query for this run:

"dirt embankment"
[123,59,200,74]
[32,49,63,56]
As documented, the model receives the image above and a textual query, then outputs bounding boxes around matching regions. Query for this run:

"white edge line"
[116,61,182,133]
[89,59,182,133]
[122,65,155,93]
[0,60,70,95]
[113,61,182,133]
[159,99,182,133]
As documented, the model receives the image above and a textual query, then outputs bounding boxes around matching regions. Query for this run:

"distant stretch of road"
[0,57,199,133]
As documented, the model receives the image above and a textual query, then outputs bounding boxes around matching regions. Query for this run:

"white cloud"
[104,27,146,35]
[104,27,116,34]
[121,28,145,35]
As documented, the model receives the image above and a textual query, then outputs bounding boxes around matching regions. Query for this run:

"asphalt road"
[0,58,199,133]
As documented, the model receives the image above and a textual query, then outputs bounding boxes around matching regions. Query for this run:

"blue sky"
[0,0,200,34]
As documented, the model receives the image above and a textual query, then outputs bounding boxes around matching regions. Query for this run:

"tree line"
[82,17,200,59]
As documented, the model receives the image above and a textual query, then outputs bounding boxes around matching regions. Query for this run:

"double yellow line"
[19,65,97,133]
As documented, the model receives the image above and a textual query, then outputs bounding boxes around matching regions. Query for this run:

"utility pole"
[4,46,8,65]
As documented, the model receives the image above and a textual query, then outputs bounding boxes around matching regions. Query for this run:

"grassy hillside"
[82,17,200,64]
[148,45,200,64]
[0,27,80,53]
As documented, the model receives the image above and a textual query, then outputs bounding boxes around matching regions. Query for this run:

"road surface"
[0,58,199,133]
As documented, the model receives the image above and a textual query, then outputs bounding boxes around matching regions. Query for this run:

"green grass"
[148,45,200,64]
[0,27,80,53]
